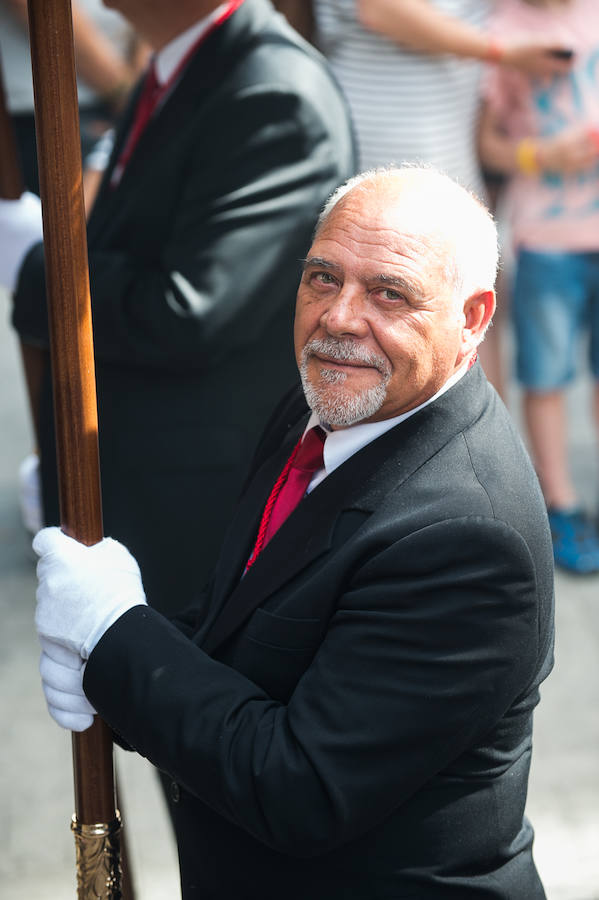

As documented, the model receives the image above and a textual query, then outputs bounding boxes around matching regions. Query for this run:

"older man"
[34,167,554,899]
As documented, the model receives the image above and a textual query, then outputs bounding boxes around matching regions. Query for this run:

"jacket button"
[169,781,180,803]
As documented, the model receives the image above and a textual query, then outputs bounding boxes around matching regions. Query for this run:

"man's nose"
[320,285,368,338]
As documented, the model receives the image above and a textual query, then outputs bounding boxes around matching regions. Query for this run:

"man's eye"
[314,271,337,285]
[379,288,404,301]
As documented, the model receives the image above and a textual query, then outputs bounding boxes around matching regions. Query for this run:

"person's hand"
[0,192,43,293]
[39,637,96,732]
[501,41,574,79]
[537,127,599,175]
[34,527,147,661]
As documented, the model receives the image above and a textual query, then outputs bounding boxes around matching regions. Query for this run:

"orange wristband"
[516,138,540,176]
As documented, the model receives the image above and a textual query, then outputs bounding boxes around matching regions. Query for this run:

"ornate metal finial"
[71,812,122,898]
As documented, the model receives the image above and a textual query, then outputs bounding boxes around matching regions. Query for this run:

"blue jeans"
[512,248,599,390]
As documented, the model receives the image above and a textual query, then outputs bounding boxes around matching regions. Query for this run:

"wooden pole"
[25,0,122,895]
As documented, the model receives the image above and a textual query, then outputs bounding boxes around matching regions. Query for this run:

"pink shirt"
[484,0,599,252]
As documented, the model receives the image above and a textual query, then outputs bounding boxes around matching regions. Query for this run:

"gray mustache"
[302,338,391,377]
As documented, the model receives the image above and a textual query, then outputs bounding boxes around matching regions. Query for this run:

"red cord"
[245,437,303,570]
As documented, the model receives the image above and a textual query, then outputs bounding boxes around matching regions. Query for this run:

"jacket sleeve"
[12,82,353,370]
[83,515,548,857]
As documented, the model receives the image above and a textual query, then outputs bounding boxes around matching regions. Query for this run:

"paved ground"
[1,289,598,899]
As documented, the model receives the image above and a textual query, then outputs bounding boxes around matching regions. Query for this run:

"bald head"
[315,167,499,305]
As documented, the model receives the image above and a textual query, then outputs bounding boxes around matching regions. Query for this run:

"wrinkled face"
[294,189,484,428]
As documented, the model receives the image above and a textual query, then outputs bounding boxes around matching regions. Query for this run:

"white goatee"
[299,338,391,427]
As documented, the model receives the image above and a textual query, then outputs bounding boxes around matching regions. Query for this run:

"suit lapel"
[194,412,308,647]
[202,364,492,655]
[218,414,309,600]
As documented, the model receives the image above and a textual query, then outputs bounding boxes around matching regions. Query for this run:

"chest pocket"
[225,607,324,703]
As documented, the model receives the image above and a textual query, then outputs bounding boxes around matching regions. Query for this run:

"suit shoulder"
[461,388,544,516]
[228,11,352,116]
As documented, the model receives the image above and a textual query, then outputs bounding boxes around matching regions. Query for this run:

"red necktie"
[246,426,326,569]
[111,62,160,185]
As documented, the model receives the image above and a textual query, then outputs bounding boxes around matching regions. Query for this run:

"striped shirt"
[313,0,492,197]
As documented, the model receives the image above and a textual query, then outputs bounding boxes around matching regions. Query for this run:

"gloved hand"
[0,192,43,293]
[39,637,96,732]
[34,527,147,660]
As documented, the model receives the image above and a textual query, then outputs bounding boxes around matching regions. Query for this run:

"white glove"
[39,637,96,732]
[33,526,147,660]
[0,192,44,292]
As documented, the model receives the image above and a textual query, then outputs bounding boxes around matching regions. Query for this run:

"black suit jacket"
[11,0,355,615]
[85,363,555,899]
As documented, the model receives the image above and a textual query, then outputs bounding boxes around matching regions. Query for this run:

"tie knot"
[292,426,326,474]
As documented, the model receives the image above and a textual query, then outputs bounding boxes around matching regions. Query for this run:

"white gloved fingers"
[34,527,142,576]
[33,525,78,558]
[34,526,147,659]
[42,680,96,715]
[0,191,43,292]
[39,636,82,669]
[41,647,96,731]
[39,650,86,693]
[47,704,94,732]
[39,650,97,727]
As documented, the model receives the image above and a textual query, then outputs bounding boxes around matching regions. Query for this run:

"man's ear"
[460,289,496,358]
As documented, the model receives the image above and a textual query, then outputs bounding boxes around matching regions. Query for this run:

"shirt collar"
[305,363,470,491]
[154,4,230,85]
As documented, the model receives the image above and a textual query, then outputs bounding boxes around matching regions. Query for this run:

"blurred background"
[2,1,599,897]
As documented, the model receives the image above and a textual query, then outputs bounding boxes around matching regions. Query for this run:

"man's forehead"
[311,213,448,273]
[310,190,459,294]
[319,188,452,252]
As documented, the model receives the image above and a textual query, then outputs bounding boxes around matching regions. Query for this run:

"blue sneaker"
[547,507,599,574]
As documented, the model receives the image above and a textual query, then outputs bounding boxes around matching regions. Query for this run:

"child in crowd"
[479,0,599,573]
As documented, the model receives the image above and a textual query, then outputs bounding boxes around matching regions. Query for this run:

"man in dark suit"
[5,0,355,615]
[34,166,555,899]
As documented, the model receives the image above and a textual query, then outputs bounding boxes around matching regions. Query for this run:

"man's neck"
[131,1,229,51]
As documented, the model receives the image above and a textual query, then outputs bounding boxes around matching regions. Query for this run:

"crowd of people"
[0,0,598,897]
